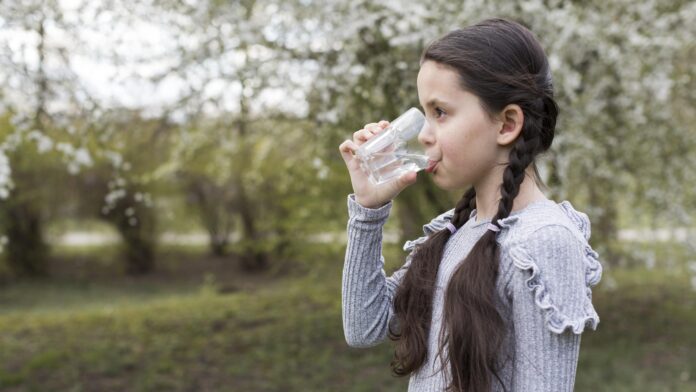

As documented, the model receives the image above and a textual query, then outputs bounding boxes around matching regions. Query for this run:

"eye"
[434,107,446,118]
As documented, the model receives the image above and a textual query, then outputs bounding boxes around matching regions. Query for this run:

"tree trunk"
[588,178,621,267]
[234,181,268,271]
[210,236,229,257]
[182,174,236,257]
[101,189,157,275]
[1,18,51,277]
[3,198,49,277]
[231,79,270,272]
[119,222,156,275]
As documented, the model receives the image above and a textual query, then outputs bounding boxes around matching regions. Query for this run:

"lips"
[426,160,439,173]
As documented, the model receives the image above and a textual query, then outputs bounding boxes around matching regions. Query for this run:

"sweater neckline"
[467,198,555,229]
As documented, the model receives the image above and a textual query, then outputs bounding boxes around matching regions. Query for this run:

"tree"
[282,0,696,265]
[0,0,100,275]
[132,0,335,271]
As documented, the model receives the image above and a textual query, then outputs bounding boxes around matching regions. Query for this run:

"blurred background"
[0,0,694,391]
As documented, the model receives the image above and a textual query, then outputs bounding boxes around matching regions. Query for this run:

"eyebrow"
[420,98,448,109]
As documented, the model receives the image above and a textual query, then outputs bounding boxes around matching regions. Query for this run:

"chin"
[433,174,455,191]
[436,174,470,192]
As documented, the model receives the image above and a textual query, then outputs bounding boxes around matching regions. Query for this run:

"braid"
[493,102,544,226]
[449,187,477,230]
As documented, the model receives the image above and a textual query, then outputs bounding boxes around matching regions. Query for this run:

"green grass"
[0,278,203,315]
[578,273,696,391]
[0,273,406,391]
[0,241,694,391]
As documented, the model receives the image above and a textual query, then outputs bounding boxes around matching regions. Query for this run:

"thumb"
[399,171,418,187]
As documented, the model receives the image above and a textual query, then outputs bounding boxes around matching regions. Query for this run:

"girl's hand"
[338,120,418,209]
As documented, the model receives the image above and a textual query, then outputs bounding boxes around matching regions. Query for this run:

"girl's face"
[417,60,505,191]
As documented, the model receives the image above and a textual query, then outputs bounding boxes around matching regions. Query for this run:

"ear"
[495,104,524,146]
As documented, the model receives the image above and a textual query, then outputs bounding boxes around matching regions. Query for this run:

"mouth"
[425,160,439,173]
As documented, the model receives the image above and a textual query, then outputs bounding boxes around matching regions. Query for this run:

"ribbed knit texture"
[342,193,603,392]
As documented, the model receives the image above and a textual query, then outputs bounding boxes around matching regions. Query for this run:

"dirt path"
[53,228,695,247]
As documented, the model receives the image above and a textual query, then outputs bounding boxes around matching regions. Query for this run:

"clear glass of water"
[355,107,429,185]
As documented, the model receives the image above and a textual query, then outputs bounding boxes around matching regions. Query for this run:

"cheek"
[441,117,496,173]
[441,118,481,160]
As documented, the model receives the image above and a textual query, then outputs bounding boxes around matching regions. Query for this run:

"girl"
[338,18,602,392]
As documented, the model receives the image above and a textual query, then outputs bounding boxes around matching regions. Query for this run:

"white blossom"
[0,150,14,200]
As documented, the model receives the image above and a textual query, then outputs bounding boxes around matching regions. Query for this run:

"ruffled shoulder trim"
[423,208,455,235]
[509,242,601,334]
[558,200,591,240]
[402,206,523,253]
[557,200,602,287]
[508,224,602,335]
[402,208,454,252]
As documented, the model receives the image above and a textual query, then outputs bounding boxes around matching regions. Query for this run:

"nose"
[417,121,435,147]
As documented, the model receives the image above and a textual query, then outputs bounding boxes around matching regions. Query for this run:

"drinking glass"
[355,107,429,185]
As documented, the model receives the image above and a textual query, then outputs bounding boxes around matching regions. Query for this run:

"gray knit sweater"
[342,193,603,391]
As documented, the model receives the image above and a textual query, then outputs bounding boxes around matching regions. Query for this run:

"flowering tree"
[288,0,696,266]
[120,0,332,270]
[0,0,159,274]
[0,0,99,274]
[0,0,693,278]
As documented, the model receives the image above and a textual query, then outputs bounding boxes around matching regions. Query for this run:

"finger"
[366,123,382,133]
[339,139,355,155]
[402,171,418,185]
[394,171,417,190]
[353,128,373,143]
[339,139,358,162]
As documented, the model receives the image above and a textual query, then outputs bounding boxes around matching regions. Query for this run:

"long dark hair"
[387,18,558,391]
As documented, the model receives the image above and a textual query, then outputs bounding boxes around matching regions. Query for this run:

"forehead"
[417,61,468,106]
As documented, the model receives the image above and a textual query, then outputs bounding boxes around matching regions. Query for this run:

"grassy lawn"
[0,241,694,391]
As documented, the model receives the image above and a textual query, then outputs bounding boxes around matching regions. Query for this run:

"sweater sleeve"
[506,224,600,391]
[342,193,418,348]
